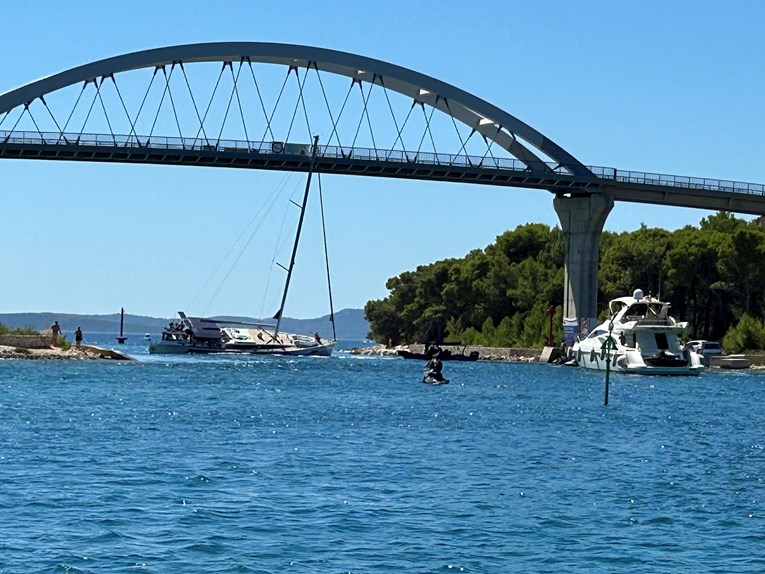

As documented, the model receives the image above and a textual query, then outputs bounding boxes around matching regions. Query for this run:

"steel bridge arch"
[0,42,593,178]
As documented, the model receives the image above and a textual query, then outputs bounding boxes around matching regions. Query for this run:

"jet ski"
[422,369,449,385]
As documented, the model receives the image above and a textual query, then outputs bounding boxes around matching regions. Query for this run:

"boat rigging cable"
[317,171,337,341]
[184,171,294,315]
[274,135,320,336]
[179,135,334,340]
[261,178,305,320]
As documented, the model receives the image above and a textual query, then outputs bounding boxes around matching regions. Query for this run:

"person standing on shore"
[51,321,62,346]
[75,327,83,349]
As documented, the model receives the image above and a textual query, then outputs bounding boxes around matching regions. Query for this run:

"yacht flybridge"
[569,289,704,376]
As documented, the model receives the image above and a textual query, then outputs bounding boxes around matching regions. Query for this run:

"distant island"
[0,309,370,341]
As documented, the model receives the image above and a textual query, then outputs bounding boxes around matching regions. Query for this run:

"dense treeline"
[364,213,765,352]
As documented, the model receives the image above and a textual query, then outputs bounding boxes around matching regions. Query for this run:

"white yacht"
[148,314,335,356]
[146,325,190,354]
[148,314,250,355]
[148,136,337,357]
[570,289,704,376]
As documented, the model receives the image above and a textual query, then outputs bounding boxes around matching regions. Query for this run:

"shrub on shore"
[0,322,40,336]
[722,314,765,353]
[55,335,72,351]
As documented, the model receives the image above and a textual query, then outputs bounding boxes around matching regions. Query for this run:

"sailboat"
[148,136,336,356]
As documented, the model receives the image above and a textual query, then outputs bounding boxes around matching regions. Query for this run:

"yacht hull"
[572,345,703,376]
[148,341,190,354]
[569,289,705,376]
[148,315,335,357]
[220,327,334,356]
[152,341,335,356]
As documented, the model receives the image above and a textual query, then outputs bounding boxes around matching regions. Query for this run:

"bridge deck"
[2,130,765,215]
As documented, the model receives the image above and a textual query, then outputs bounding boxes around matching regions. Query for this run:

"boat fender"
[590,349,596,362]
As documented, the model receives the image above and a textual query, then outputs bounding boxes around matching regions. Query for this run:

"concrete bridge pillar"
[553,193,614,344]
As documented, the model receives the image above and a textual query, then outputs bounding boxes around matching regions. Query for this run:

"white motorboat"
[146,324,190,354]
[570,289,704,376]
[148,314,253,355]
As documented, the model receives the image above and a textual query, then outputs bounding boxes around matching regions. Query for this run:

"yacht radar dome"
[633,289,644,300]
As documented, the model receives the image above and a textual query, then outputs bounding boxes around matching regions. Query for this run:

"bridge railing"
[587,166,765,196]
[0,129,580,175]
[2,129,764,196]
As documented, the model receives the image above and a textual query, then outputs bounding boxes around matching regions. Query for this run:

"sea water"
[1,335,763,572]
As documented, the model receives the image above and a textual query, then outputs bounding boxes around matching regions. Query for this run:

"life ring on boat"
[271,141,284,153]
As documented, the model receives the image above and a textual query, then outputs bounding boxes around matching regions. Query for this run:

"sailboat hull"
[148,316,335,356]
[220,327,334,356]
[148,138,337,358]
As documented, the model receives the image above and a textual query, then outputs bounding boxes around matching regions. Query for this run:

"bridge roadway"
[3,129,765,216]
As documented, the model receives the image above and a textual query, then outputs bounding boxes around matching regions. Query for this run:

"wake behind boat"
[422,369,449,385]
[569,289,704,376]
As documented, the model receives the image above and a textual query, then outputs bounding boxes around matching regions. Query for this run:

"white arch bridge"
[2,42,764,334]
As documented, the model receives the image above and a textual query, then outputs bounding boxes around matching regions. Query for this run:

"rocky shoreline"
[0,329,140,361]
[349,344,765,368]
[349,343,541,362]
[5,339,760,368]
[0,344,105,360]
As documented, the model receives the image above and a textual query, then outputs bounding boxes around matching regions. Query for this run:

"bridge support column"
[553,193,614,344]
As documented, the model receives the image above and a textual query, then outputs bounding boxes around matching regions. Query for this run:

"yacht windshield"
[627,302,666,319]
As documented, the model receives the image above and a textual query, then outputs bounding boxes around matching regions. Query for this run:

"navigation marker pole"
[603,317,615,406]
[116,307,127,344]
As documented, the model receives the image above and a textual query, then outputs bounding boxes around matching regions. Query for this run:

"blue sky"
[2,1,764,319]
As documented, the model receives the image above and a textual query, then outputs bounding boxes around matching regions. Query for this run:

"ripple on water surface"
[0,356,764,572]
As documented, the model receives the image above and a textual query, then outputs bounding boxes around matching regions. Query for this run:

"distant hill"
[0,308,370,341]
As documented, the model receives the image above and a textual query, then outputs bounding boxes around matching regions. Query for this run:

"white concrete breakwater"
[0,334,51,349]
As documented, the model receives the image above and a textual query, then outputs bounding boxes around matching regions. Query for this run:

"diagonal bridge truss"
[0,42,600,194]
[2,42,765,214]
